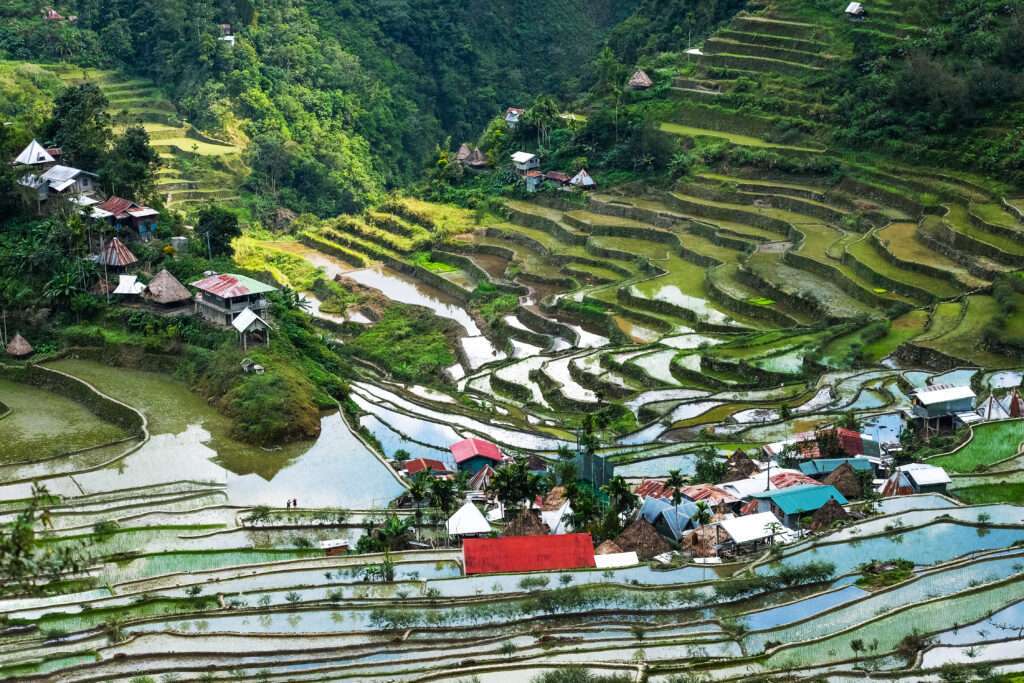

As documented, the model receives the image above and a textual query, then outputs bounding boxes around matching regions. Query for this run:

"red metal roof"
[97,196,142,219]
[405,458,448,476]
[770,472,821,489]
[834,428,865,457]
[190,273,274,298]
[450,438,503,464]
[681,483,739,506]
[463,533,595,575]
[98,237,138,267]
[635,479,674,500]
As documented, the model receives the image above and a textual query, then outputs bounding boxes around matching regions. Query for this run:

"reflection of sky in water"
[861,411,904,445]
[742,585,868,630]
[930,368,978,386]
[351,393,462,449]
[344,267,480,335]
[614,452,697,477]
[985,370,1023,390]
[359,414,455,468]
[0,414,405,509]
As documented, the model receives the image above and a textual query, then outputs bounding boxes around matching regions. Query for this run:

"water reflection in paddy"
[343,266,480,334]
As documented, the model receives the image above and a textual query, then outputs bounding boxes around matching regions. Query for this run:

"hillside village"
[2,0,1024,681]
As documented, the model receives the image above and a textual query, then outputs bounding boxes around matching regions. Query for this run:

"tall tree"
[194,205,241,257]
[44,83,111,170]
[101,126,161,201]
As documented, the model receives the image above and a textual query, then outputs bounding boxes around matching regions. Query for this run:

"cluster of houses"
[510,151,596,194]
[436,419,970,575]
[13,140,160,239]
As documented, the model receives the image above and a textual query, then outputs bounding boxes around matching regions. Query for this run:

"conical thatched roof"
[5,333,33,358]
[727,449,758,477]
[823,462,863,500]
[455,143,472,162]
[145,269,191,305]
[614,519,671,560]
[628,69,653,89]
[503,509,548,537]
[595,539,623,555]
[810,498,850,532]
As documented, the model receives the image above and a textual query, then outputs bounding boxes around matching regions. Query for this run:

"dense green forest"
[0,0,637,216]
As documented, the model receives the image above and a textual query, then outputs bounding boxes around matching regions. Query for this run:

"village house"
[112,273,145,299]
[92,196,160,241]
[455,144,489,169]
[640,496,700,542]
[524,169,544,193]
[544,171,572,187]
[910,384,976,432]
[504,107,525,129]
[717,511,791,553]
[450,437,504,475]
[18,164,98,213]
[319,539,349,557]
[190,272,276,327]
[13,140,56,169]
[402,457,450,478]
[569,169,596,190]
[798,456,877,480]
[218,23,236,46]
[462,533,595,575]
[845,1,866,19]
[511,151,540,174]
[749,484,848,528]
[880,463,950,496]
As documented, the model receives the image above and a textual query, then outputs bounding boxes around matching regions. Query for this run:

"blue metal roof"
[798,458,874,477]
[751,484,848,515]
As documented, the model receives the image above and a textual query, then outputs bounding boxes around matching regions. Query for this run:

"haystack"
[595,540,623,555]
[810,498,850,531]
[614,519,671,560]
[824,462,863,500]
[5,333,33,358]
[503,509,548,537]
[145,269,191,306]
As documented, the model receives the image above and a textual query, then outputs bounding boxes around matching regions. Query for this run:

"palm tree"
[694,500,712,528]
[664,469,686,525]
[428,477,457,516]
[486,465,518,518]
[602,475,637,519]
[376,515,413,551]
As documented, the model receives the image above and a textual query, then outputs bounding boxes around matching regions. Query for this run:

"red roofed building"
[96,236,138,270]
[681,483,740,507]
[463,533,595,575]
[451,437,503,475]
[634,479,675,501]
[770,472,821,490]
[404,458,449,477]
[190,273,277,327]
[93,196,159,240]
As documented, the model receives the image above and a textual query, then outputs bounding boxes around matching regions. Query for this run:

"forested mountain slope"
[0,0,637,215]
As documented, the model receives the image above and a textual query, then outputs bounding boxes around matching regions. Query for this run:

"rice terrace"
[1,0,1024,681]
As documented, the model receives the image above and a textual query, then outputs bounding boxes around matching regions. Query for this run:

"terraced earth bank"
[4,0,1024,680]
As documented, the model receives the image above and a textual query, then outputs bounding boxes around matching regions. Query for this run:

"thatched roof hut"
[503,510,548,537]
[823,462,863,500]
[628,69,653,90]
[595,540,623,555]
[97,237,138,269]
[5,333,33,358]
[727,449,758,476]
[542,485,569,512]
[145,269,192,306]
[810,498,850,532]
[681,524,719,558]
[455,143,472,162]
[614,519,671,560]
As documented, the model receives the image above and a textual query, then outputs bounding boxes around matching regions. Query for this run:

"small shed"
[240,357,265,374]
[144,269,192,308]
[448,501,492,538]
[464,147,489,169]
[845,1,865,17]
[5,334,33,359]
[112,274,146,297]
[545,171,572,186]
[570,169,596,189]
[451,437,503,474]
[319,538,350,557]
[525,169,544,193]
[232,307,272,350]
[403,457,449,477]
[798,457,875,479]
[889,463,950,495]
[977,394,1011,421]
[809,498,850,532]
[628,69,653,90]
[455,143,473,163]
[594,551,639,569]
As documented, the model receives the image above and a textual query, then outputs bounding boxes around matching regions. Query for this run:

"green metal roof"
[751,484,848,515]
[798,458,874,477]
